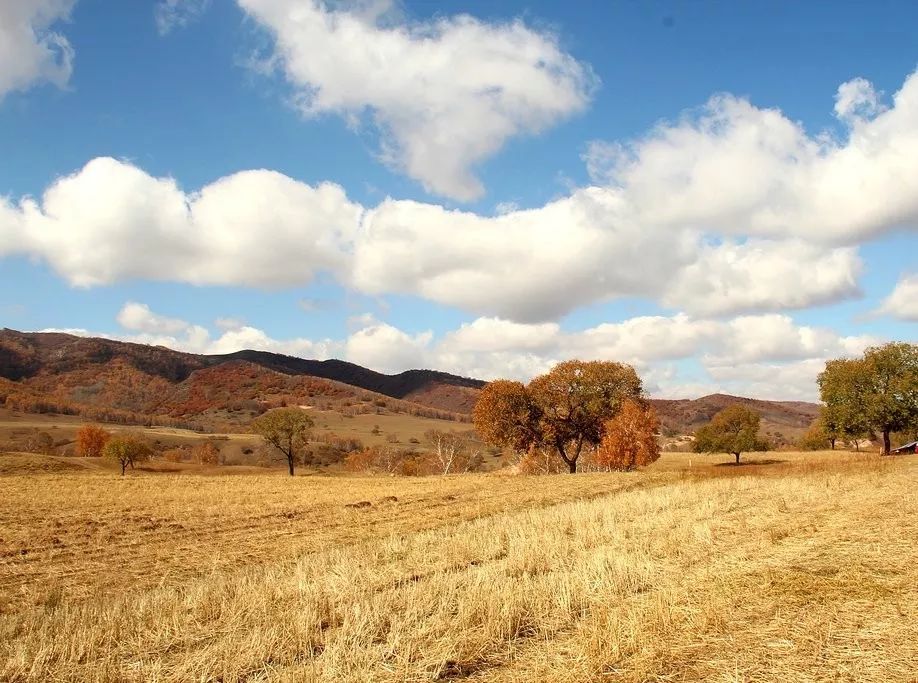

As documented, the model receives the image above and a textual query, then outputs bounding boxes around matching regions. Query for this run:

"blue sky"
[0,0,916,400]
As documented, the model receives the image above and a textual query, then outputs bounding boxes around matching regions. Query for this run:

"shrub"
[594,400,661,471]
[75,424,111,458]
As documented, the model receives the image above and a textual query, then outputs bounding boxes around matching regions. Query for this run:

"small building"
[891,441,918,455]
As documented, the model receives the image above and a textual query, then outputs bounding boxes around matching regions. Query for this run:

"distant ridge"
[0,329,819,439]
[0,329,483,425]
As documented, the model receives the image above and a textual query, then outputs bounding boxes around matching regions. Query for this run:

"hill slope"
[0,329,819,439]
[0,329,480,428]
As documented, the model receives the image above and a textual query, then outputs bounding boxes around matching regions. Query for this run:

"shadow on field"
[714,459,787,467]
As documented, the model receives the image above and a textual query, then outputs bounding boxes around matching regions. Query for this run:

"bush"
[594,400,661,471]
[75,424,111,458]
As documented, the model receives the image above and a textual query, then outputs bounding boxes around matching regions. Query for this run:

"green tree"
[103,432,153,475]
[251,408,314,476]
[693,404,763,464]
[799,415,832,451]
[473,360,643,473]
[819,343,918,455]
[818,359,870,449]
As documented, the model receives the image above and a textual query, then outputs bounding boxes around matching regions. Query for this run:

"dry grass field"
[1,450,917,681]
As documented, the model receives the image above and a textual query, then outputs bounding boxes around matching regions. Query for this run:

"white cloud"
[9,71,918,322]
[352,189,698,322]
[877,274,918,321]
[238,0,595,200]
[585,70,918,244]
[4,157,361,288]
[344,322,432,374]
[662,240,862,316]
[0,0,75,100]
[0,155,870,323]
[117,302,189,335]
[154,0,211,35]
[702,359,829,402]
[834,77,885,123]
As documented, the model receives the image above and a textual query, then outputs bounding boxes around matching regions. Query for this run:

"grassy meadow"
[2,449,917,681]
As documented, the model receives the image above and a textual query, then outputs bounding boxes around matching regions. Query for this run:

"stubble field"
[1,451,917,681]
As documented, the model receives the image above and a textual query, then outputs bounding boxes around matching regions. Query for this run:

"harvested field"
[1,451,916,681]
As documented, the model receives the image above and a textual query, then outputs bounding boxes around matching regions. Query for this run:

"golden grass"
[1,452,917,681]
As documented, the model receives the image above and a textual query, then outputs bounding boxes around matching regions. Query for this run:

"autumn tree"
[595,399,661,471]
[75,424,110,458]
[819,342,918,454]
[251,408,314,476]
[693,404,763,464]
[473,360,643,473]
[103,432,153,475]
[193,441,220,466]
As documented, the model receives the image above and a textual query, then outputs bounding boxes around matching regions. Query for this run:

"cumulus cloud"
[662,240,862,316]
[8,70,918,321]
[154,0,211,35]
[834,77,885,123]
[877,274,918,321]
[237,0,595,200]
[585,70,918,244]
[352,189,698,321]
[0,0,75,100]
[345,322,433,374]
[3,157,361,288]
[0,156,867,322]
[117,302,190,335]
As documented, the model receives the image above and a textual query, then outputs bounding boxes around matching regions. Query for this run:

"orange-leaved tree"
[75,424,111,458]
[595,399,661,471]
[473,360,643,473]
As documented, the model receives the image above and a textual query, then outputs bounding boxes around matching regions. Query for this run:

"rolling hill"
[0,328,819,439]
[0,329,480,429]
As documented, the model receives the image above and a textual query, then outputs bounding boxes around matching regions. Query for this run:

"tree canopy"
[818,342,918,454]
[75,424,110,458]
[473,360,643,473]
[251,408,314,476]
[693,404,763,464]
[103,432,153,475]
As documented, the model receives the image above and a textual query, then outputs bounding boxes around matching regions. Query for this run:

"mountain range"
[0,329,819,439]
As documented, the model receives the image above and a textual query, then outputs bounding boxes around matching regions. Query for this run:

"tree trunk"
[121,460,127,476]
[882,429,891,455]
[287,455,295,476]
[568,459,577,474]
[829,437,836,450]
[734,452,740,464]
